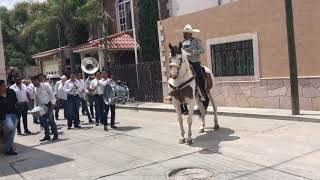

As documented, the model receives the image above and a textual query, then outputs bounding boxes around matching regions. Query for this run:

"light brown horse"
[168,43,219,145]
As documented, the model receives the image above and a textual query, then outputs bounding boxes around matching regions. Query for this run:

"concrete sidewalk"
[118,102,320,122]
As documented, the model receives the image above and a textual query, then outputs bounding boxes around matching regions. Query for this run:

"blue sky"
[0,0,46,9]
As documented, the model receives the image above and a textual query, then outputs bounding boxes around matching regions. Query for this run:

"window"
[65,58,71,66]
[118,0,132,31]
[211,40,254,77]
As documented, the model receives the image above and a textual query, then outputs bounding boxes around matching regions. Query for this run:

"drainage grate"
[168,167,214,180]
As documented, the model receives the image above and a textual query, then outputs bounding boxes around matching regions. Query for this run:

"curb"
[117,105,320,123]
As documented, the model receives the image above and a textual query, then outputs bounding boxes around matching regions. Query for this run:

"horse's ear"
[178,42,183,50]
[169,43,173,50]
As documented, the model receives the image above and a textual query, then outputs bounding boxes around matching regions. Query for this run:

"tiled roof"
[72,38,104,52]
[73,32,139,52]
[32,46,69,59]
[104,32,139,50]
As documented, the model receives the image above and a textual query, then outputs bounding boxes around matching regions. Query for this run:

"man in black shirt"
[7,67,17,87]
[0,80,19,155]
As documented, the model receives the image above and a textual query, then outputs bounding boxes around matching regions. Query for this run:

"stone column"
[157,21,169,103]
[80,53,85,79]
[98,49,105,72]
[0,20,6,81]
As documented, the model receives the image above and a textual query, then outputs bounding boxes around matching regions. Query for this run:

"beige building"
[158,0,320,110]
[32,46,71,78]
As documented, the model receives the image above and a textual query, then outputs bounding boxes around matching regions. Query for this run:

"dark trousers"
[105,105,115,126]
[55,99,67,120]
[40,104,58,137]
[16,102,29,133]
[66,95,80,127]
[94,94,105,124]
[87,94,94,117]
[80,97,92,122]
[190,62,206,96]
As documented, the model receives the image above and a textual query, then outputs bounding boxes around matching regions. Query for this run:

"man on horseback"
[167,24,208,103]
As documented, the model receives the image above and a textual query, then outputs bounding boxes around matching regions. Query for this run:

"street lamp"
[284,0,300,115]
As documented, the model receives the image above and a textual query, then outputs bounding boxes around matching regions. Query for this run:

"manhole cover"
[168,167,214,180]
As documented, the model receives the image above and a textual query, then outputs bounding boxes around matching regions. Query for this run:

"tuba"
[81,57,100,74]
[103,80,129,105]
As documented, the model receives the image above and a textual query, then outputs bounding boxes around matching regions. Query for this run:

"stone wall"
[214,78,320,111]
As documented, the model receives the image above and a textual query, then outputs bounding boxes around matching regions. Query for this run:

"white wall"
[42,58,60,78]
[168,0,237,16]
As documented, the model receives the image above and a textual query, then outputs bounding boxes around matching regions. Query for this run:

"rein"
[169,76,195,91]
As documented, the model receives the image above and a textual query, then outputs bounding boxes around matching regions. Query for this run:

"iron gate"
[110,61,163,102]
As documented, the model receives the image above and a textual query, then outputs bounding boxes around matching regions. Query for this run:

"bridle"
[169,56,184,79]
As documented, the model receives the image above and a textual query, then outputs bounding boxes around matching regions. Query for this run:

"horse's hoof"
[214,124,220,130]
[179,139,186,144]
[186,139,193,145]
[199,128,205,133]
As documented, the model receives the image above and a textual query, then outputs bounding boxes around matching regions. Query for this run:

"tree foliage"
[0,0,101,67]
[138,0,160,62]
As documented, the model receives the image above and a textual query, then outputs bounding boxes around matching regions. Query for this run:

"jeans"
[16,102,29,133]
[39,104,58,137]
[55,99,67,120]
[80,97,92,122]
[66,95,80,127]
[94,94,105,124]
[105,105,115,126]
[3,114,18,152]
[87,94,94,117]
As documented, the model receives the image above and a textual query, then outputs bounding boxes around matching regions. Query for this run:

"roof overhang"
[32,46,69,59]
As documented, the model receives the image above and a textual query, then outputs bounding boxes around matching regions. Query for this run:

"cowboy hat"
[178,24,200,33]
[60,75,67,80]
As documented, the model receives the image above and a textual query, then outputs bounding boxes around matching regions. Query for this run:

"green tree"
[138,0,160,62]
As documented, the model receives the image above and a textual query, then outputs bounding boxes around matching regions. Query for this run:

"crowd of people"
[0,68,117,156]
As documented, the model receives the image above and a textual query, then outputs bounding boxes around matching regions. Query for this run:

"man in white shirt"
[54,75,68,120]
[10,76,32,135]
[64,72,83,129]
[77,73,93,123]
[26,81,40,124]
[85,75,95,118]
[89,72,105,126]
[103,71,117,130]
[31,75,58,141]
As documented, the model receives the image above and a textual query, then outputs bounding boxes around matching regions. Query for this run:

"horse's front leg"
[186,99,195,145]
[173,100,185,144]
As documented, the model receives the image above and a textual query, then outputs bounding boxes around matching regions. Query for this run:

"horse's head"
[169,42,184,79]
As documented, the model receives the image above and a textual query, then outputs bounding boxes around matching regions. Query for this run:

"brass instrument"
[81,57,100,75]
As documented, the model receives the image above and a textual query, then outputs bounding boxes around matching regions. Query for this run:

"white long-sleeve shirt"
[27,83,35,100]
[79,79,88,98]
[35,83,56,106]
[10,83,29,103]
[63,79,83,96]
[54,80,67,100]
[90,78,104,95]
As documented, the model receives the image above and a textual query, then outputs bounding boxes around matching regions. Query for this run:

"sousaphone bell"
[81,57,100,74]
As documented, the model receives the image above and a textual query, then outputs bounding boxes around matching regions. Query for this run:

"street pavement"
[1,109,320,180]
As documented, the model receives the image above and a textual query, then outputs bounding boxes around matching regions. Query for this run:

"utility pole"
[284,0,300,115]
[130,0,140,88]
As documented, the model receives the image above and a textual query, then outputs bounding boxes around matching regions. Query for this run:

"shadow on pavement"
[0,143,73,177]
[192,127,240,154]
[112,126,141,132]
[19,131,41,136]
